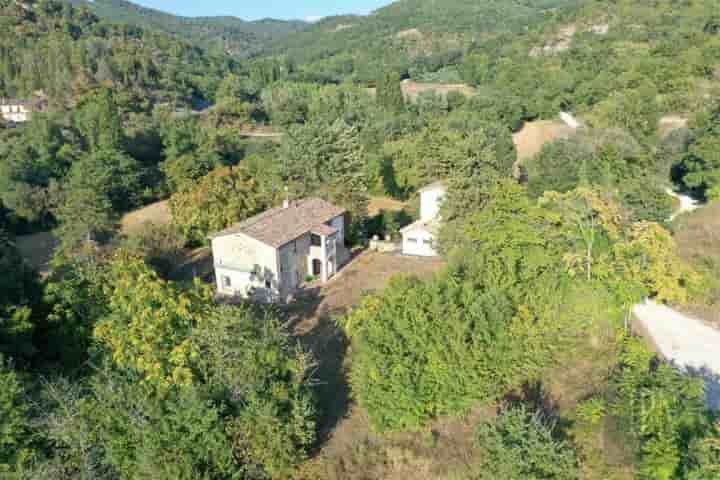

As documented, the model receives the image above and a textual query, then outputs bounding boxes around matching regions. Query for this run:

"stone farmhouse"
[210,198,348,303]
[0,98,42,123]
[401,181,447,257]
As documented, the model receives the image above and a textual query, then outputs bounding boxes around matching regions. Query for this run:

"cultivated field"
[367,80,476,102]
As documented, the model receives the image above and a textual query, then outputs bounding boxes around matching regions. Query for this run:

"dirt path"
[667,188,701,220]
[633,300,720,410]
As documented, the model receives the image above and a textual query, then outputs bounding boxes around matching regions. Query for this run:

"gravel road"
[633,299,720,410]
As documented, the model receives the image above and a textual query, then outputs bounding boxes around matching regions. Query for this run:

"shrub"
[340,272,519,431]
[474,405,580,480]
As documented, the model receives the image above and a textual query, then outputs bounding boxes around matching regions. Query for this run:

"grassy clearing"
[366,80,476,102]
[287,252,639,479]
[673,201,720,326]
[119,200,171,234]
[368,196,406,216]
[512,120,575,162]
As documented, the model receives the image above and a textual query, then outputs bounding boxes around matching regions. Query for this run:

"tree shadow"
[679,365,720,412]
[502,380,574,441]
[281,285,352,450]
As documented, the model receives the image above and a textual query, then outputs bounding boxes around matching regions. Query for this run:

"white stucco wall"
[1,105,31,123]
[212,233,280,301]
[420,187,446,222]
[402,227,438,257]
[278,234,312,299]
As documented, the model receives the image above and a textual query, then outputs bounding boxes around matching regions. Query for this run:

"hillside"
[270,0,588,83]
[66,0,307,57]
[0,0,233,106]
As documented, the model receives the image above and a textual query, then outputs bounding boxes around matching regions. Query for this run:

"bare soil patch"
[513,119,575,162]
[396,28,424,40]
[658,114,689,138]
[237,124,283,141]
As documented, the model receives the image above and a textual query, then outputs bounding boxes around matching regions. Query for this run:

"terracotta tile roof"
[311,223,338,236]
[209,198,345,247]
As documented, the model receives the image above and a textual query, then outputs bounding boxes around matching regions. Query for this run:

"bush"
[474,405,580,480]
[340,272,519,431]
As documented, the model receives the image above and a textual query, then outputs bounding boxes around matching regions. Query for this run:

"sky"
[127,0,395,21]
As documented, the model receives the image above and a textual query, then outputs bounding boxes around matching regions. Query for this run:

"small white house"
[209,198,348,303]
[401,181,447,257]
[0,99,39,123]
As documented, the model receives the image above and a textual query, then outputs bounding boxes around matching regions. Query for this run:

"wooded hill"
[268,0,588,83]
[0,0,235,106]
[65,0,308,58]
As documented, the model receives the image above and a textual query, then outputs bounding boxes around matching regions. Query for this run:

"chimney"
[282,186,290,209]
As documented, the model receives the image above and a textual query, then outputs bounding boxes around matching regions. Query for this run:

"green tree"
[53,181,115,251]
[0,356,32,473]
[474,405,580,480]
[340,272,518,431]
[94,251,213,389]
[169,166,263,244]
[677,104,720,200]
[74,88,124,153]
[376,70,405,112]
[0,230,40,359]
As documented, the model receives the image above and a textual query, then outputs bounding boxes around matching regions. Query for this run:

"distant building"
[209,198,349,303]
[0,98,43,123]
[400,181,447,257]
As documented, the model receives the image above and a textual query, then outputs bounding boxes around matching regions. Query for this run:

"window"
[293,241,298,253]
[407,237,418,244]
[265,280,272,289]
[311,234,322,247]
[222,276,232,288]
[423,239,433,245]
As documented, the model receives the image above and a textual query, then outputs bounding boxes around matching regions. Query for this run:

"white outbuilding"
[400,181,447,257]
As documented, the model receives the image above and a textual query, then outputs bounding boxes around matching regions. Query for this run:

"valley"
[1,0,719,479]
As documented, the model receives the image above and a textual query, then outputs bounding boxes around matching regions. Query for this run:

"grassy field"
[512,119,575,162]
[17,200,172,275]
[367,80,476,102]
[673,201,720,326]
[284,251,636,479]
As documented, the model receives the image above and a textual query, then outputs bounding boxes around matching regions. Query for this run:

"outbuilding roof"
[209,198,345,248]
[400,218,441,236]
[418,180,448,193]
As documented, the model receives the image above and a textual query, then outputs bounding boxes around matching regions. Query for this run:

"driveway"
[633,300,720,410]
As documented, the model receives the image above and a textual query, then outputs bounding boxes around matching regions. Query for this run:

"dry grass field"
[119,200,171,234]
[673,202,720,326]
[368,196,406,216]
[367,80,476,102]
[512,119,575,162]
[17,200,172,275]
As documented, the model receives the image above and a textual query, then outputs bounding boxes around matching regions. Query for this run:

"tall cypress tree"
[377,70,405,112]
